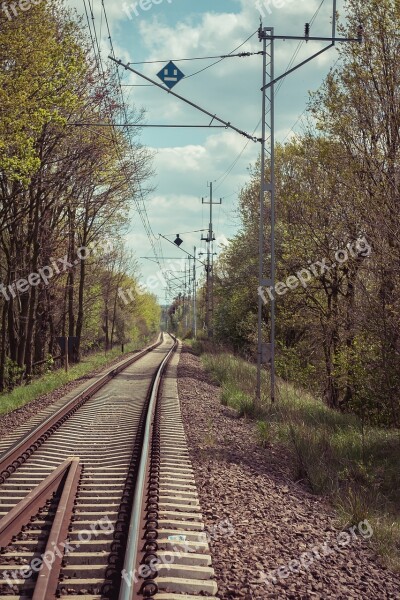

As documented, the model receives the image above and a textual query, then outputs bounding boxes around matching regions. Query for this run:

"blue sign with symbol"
[157,61,185,89]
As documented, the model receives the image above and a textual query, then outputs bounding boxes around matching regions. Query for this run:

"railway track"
[0,335,218,600]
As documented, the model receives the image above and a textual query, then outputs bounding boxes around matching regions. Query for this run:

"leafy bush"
[4,358,24,389]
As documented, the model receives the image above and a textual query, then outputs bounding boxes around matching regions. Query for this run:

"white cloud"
[153,146,207,173]
[150,130,258,200]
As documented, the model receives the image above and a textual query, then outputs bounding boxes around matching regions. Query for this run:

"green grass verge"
[0,339,150,418]
[201,350,400,571]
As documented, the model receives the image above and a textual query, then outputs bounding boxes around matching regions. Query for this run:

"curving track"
[0,335,219,600]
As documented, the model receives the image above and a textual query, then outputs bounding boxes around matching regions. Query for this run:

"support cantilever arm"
[109,56,259,143]
[261,43,334,91]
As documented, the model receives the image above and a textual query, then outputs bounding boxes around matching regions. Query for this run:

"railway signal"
[174,234,183,247]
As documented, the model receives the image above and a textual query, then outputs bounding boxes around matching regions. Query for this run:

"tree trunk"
[75,236,87,361]
[0,301,7,391]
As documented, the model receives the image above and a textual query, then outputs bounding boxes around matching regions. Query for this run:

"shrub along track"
[0,337,218,600]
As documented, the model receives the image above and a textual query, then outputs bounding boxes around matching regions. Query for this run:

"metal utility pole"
[256,1,362,405]
[185,261,190,333]
[256,26,274,405]
[201,182,221,339]
[193,246,197,338]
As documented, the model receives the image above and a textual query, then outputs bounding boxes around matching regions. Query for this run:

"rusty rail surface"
[0,457,80,549]
[32,458,82,600]
[0,336,163,484]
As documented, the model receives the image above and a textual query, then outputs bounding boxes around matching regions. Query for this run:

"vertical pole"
[270,29,276,404]
[256,30,267,404]
[211,223,215,332]
[208,182,213,338]
[202,184,213,338]
[257,26,275,405]
[187,256,191,334]
[202,183,221,339]
[185,261,189,333]
[332,0,337,40]
[183,265,186,336]
[193,246,197,338]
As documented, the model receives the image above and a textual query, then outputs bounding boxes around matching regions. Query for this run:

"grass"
[201,350,400,571]
[0,338,151,418]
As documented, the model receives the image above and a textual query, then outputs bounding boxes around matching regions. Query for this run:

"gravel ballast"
[177,346,400,600]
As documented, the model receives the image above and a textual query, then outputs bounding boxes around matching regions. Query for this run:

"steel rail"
[0,336,163,484]
[0,457,80,549]
[119,334,178,600]
[32,458,82,600]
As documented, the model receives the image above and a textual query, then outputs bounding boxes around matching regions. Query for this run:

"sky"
[69,0,348,303]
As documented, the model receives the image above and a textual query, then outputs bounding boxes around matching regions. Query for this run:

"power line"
[216,0,329,189]
[83,1,152,262]
[100,0,164,270]
[185,29,259,79]
[276,41,303,96]
[162,229,208,236]
[88,0,105,79]
[281,108,308,144]
[128,51,263,65]
[276,0,327,96]
[84,0,164,272]
[111,56,259,142]
[72,123,226,128]
[83,0,101,74]
[104,26,265,276]
[311,0,327,26]
[214,118,261,191]
[281,56,341,144]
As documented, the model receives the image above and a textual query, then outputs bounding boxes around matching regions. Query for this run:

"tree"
[0,0,157,390]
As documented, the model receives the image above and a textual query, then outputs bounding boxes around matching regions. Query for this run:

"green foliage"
[188,340,205,356]
[112,276,160,346]
[32,355,56,379]
[4,359,24,390]
[256,420,270,447]
[0,0,85,182]
[213,234,258,354]
[275,342,317,391]
[220,382,255,417]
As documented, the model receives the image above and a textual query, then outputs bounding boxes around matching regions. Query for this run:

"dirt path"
[178,346,400,600]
